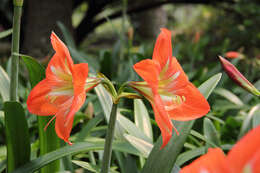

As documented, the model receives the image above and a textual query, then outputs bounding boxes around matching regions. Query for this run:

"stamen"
[164,95,186,111]
[44,115,56,131]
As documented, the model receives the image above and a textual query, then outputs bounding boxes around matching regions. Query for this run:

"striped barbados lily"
[180,124,260,173]
[27,32,101,144]
[129,28,210,148]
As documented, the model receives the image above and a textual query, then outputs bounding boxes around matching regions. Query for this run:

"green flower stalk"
[10,0,23,101]
[219,56,260,97]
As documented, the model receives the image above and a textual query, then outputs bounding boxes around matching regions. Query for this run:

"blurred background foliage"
[0,0,260,172]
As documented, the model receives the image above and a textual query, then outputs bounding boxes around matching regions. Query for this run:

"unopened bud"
[219,56,260,96]
[225,51,243,59]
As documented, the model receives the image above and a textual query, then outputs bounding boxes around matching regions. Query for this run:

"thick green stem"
[101,104,118,173]
[10,4,22,101]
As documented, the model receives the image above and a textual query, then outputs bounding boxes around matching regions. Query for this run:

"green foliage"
[12,139,142,173]
[0,1,259,172]
[21,54,60,173]
[4,101,30,172]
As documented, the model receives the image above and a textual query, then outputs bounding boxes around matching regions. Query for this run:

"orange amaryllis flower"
[219,56,260,96]
[225,51,242,59]
[129,28,210,148]
[27,32,100,144]
[180,125,260,173]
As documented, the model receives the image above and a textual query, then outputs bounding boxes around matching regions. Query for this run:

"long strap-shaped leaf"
[11,140,141,173]
[22,55,61,173]
[4,102,30,172]
[141,73,222,173]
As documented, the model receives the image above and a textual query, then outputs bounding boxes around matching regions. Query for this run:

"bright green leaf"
[21,54,45,87]
[4,101,30,172]
[134,99,153,141]
[252,105,260,128]
[203,118,221,147]
[214,88,244,106]
[118,112,152,143]
[95,85,125,140]
[124,134,153,158]
[239,104,260,138]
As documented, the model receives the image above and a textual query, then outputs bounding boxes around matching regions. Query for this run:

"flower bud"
[225,51,243,59]
[219,56,260,96]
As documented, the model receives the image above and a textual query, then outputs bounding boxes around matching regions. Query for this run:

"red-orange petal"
[180,148,230,173]
[168,83,210,121]
[133,59,160,88]
[226,125,260,172]
[27,79,58,115]
[163,57,189,89]
[46,32,74,81]
[55,108,74,145]
[72,63,89,95]
[152,28,172,70]
[65,63,89,123]
[152,93,175,148]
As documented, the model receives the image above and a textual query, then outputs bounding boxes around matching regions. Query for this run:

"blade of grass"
[0,28,12,39]
[12,139,141,173]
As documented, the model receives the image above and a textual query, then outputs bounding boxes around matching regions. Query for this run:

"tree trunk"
[22,0,73,58]
[130,0,167,40]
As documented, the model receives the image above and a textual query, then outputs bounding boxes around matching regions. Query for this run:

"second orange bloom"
[129,28,210,148]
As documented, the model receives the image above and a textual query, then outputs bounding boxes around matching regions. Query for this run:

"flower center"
[161,94,186,111]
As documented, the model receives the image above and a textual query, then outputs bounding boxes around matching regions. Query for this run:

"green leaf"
[141,73,222,173]
[117,112,152,143]
[95,85,125,140]
[21,54,60,172]
[203,118,221,147]
[252,105,260,128]
[124,134,153,158]
[190,130,217,148]
[21,54,45,87]
[175,147,205,166]
[239,104,260,138]
[12,140,142,173]
[0,28,12,39]
[75,114,104,142]
[0,66,10,101]
[214,88,244,106]
[72,160,119,173]
[123,155,139,173]
[134,99,153,141]
[4,101,30,172]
